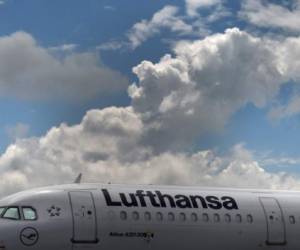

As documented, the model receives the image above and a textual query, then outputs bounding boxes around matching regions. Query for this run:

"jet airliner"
[0,182,298,249]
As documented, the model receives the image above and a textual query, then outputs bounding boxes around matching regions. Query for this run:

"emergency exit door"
[69,191,98,244]
[259,197,286,245]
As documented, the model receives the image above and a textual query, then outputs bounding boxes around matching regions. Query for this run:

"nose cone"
[0,222,38,250]
[0,221,16,249]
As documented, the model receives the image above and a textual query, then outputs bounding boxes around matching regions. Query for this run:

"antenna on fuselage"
[74,173,82,184]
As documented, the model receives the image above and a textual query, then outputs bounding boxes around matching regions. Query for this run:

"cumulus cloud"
[127,6,193,49]
[274,36,300,79]
[2,28,300,197]
[240,0,300,32]
[129,28,285,152]
[266,36,300,120]
[0,32,128,101]
[0,108,298,198]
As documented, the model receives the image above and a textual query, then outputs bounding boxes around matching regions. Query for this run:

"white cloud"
[266,36,300,120]
[185,0,222,17]
[130,28,285,151]
[102,3,230,51]
[204,3,231,22]
[240,0,300,32]
[104,5,115,11]
[0,108,298,198]
[274,36,300,79]
[127,5,193,49]
[0,32,128,101]
[260,155,300,168]
[49,43,78,52]
[97,41,127,51]
[129,27,300,150]
[2,28,300,197]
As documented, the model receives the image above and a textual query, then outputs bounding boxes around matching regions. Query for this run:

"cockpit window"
[2,207,20,220]
[0,207,5,216]
[22,207,37,220]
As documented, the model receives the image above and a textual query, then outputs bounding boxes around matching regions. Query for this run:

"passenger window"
[191,213,198,222]
[179,212,186,222]
[224,214,231,223]
[236,214,242,223]
[247,214,253,224]
[3,207,20,220]
[144,212,151,221]
[289,215,296,224]
[22,207,37,220]
[214,213,220,223]
[0,207,5,216]
[132,211,139,221]
[168,212,175,221]
[120,211,127,220]
[156,212,163,221]
[202,213,209,222]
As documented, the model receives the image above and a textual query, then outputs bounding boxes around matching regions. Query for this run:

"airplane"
[0,180,298,250]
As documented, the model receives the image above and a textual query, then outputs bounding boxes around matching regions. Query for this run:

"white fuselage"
[0,183,298,250]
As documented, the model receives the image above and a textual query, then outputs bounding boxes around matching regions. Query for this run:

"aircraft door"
[69,191,98,244]
[259,197,286,245]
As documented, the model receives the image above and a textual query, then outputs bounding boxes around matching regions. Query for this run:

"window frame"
[120,211,127,220]
[224,213,231,223]
[247,214,253,224]
[2,206,21,220]
[22,206,38,221]
[132,211,139,221]
[213,213,220,223]
[236,214,242,223]
[191,212,198,222]
[144,211,151,221]
[202,213,209,222]
[168,212,175,222]
[156,212,163,221]
[289,215,296,224]
[0,207,6,217]
[179,212,186,222]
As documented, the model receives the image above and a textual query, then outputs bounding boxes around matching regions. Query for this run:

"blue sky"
[1,0,300,195]
[0,1,288,154]
[0,1,288,147]
[0,0,184,149]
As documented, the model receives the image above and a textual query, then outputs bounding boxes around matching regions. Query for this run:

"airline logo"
[102,189,238,210]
